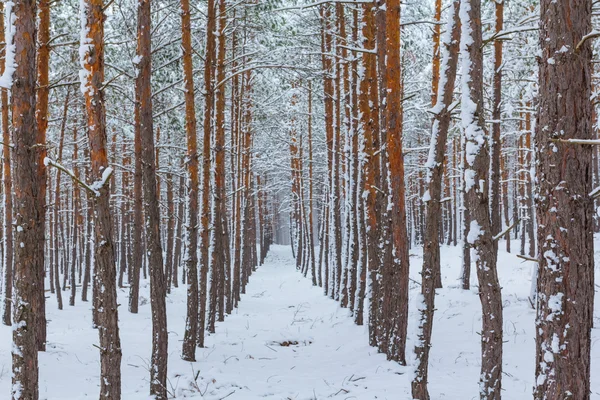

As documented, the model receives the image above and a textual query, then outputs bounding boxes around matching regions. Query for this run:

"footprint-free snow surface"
[1,244,599,399]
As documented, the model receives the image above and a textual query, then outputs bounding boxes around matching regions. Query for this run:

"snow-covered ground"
[0,243,598,399]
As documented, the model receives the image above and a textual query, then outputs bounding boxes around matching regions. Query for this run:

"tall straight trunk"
[155,127,160,200]
[9,0,41,396]
[319,4,334,297]
[80,0,122,397]
[534,0,593,398]
[460,108,471,289]
[240,81,253,294]
[431,0,441,104]
[34,0,50,351]
[501,140,510,252]
[352,0,365,324]
[359,0,381,347]
[53,89,69,310]
[519,132,526,255]
[412,2,460,397]
[129,75,143,314]
[524,107,535,258]
[289,89,301,273]
[136,0,168,396]
[173,175,185,288]
[257,176,265,265]
[348,7,360,313]
[232,74,243,306]
[330,3,344,301]
[489,0,503,244]
[289,83,303,274]
[354,151,367,326]
[82,148,93,302]
[118,144,130,289]
[70,120,80,307]
[198,0,216,345]
[165,173,174,293]
[452,138,458,246]
[308,82,317,286]
[459,0,503,397]
[444,158,453,246]
[430,5,444,287]
[382,0,410,364]
[0,0,13,328]
[180,0,199,361]
[511,158,519,240]
[211,0,228,324]
[376,0,396,353]
[317,195,326,288]
[226,15,238,315]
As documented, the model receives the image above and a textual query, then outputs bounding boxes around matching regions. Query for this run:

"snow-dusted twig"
[516,254,537,263]
[44,157,112,197]
[552,138,600,145]
[493,219,519,241]
[576,30,600,51]
[482,25,538,45]
[272,0,372,12]
[337,45,376,54]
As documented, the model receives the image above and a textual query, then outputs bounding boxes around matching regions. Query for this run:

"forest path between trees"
[184,244,407,399]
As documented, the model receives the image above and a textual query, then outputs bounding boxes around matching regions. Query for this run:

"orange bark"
[180,0,200,361]
[80,0,122,396]
[34,0,50,352]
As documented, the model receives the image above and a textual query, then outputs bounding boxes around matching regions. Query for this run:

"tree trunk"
[70,119,80,307]
[10,0,41,396]
[136,0,168,396]
[359,0,381,348]
[165,173,174,293]
[412,2,460,397]
[534,0,594,398]
[52,88,70,311]
[180,0,200,361]
[383,0,411,364]
[198,0,217,345]
[489,0,503,245]
[129,70,143,313]
[35,0,50,351]
[459,0,503,397]
[118,144,130,289]
[80,0,122,397]
[173,175,185,288]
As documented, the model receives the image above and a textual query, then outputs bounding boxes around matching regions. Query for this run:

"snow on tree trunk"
[79,0,122,397]
[459,0,503,397]
[180,0,199,362]
[11,0,41,397]
[412,1,461,397]
[534,0,594,398]
[135,0,168,396]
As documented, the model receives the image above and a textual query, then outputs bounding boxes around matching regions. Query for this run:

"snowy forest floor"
[0,244,599,399]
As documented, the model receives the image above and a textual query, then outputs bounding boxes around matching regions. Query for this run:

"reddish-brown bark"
[198,0,216,343]
[34,0,50,351]
[180,0,199,362]
[11,0,41,397]
[534,0,594,398]
[135,0,168,395]
[80,0,122,396]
